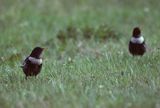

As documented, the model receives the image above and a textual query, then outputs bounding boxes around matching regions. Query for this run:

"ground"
[0,0,160,108]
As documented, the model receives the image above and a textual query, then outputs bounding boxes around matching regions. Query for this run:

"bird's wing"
[21,57,29,68]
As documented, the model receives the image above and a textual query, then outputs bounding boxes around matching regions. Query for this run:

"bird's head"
[30,47,45,59]
[132,27,141,38]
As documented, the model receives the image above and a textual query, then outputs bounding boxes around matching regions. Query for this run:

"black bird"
[129,27,146,56]
[21,47,44,79]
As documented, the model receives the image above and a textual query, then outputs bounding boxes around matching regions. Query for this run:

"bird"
[21,47,44,79]
[129,27,146,56]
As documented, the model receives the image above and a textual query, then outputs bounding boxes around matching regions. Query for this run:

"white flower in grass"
[144,7,150,13]
[99,85,104,89]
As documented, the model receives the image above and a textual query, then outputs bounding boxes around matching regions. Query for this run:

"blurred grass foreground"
[0,0,160,108]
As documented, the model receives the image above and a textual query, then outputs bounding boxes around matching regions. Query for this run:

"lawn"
[0,0,160,108]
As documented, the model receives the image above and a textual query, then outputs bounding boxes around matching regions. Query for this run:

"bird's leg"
[25,76,28,80]
[34,75,37,79]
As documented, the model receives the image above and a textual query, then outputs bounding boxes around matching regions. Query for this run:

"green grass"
[0,0,160,108]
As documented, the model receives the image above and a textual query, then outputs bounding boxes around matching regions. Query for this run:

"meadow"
[0,0,160,108]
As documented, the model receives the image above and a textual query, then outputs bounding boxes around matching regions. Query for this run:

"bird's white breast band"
[28,57,42,65]
[131,36,144,44]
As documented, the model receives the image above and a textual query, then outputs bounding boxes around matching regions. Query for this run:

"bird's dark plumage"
[129,27,146,56]
[21,47,44,79]
[132,27,141,37]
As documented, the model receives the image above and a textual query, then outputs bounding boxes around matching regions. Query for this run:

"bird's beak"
[42,48,47,50]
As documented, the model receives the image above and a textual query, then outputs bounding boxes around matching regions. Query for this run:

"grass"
[0,0,160,107]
